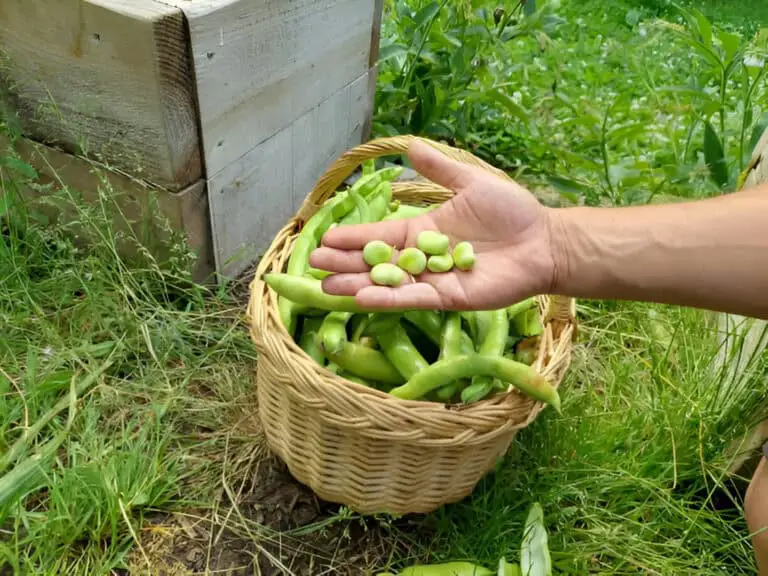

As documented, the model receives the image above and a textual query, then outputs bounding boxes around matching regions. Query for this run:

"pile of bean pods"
[263,161,561,411]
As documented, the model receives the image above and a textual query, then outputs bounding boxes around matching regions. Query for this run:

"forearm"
[550,184,768,319]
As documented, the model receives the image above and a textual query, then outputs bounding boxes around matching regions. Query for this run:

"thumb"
[407,140,477,192]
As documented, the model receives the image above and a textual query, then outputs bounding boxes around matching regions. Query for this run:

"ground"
[1,0,767,574]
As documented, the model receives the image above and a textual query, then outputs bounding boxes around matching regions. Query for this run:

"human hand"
[309,140,560,310]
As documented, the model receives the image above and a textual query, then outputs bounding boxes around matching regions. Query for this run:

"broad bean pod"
[298,317,325,366]
[317,311,353,355]
[278,193,352,335]
[367,181,393,223]
[325,342,405,385]
[388,354,560,412]
[369,316,429,380]
[383,203,437,221]
[435,311,469,401]
[461,309,509,404]
[264,274,408,313]
[375,562,493,576]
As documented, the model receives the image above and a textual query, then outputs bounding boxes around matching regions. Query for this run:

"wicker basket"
[247,135,577,515]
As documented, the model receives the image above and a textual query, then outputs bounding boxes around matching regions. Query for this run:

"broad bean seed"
[370,263,406,286]
[363,240,393,266]
[397,247,428,275]
[417,230,450,255]
[427,253,454,273]
[453,241,476,271]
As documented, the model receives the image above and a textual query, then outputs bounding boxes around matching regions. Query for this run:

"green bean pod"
[382,203,437,221]
[389,354,560,412]
[367,181,393,223]
[506,297,537,321]
[298,317,325,366]
[512,307,544,338]
[362,159,375,176]
[350,166,403,197]
[435,312,469,401]
[306,267,333,280]
[317,311,353,355]
[369,316,429,380]
[340,184,371,226]
[472,311,493,349]
[264,274,407,313]
[462,309,509,404]
[403,310,444,344]
[278,193,353,335]
[325,342,405,385]
[349,313,371,342]
[375,562,494,576]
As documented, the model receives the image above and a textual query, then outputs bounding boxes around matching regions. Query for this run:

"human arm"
[310,140,768,320]
[549,185,768,320]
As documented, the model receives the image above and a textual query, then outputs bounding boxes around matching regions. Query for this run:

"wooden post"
[721,126,768,478]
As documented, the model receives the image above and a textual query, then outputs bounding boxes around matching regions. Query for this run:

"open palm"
[309,140,558,311]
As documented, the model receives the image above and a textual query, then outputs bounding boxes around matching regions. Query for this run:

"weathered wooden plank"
[206,69,376,279]
[207,125,295,278]
[172,0,377,178]
[0,0,201,190]
[1,134,214,282]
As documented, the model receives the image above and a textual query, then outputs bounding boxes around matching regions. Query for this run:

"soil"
[128,455,411,576]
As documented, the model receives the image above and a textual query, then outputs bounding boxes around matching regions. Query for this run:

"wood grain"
[164,0,382,278]
[0,0,201,190]
[172,0,375,178]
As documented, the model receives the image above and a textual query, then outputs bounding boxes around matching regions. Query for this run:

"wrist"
[543,206,575,296]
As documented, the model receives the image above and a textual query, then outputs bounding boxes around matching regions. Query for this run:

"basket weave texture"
[247,135,577,515]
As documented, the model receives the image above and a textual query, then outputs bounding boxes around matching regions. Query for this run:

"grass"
[1,0,767,574]
[0,142,263,572]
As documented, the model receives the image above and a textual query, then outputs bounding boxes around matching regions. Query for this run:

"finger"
[310,247,368,273]
[321,273,374,295]
[407,140,477,192]
[321,219,411,251]
[322,269,418,296]
[355,283,443,310]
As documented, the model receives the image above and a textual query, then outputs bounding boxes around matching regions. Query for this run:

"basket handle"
[294,134,575,323]
[295,135,510,223]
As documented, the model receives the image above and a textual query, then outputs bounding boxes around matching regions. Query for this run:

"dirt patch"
[128,456,411,575]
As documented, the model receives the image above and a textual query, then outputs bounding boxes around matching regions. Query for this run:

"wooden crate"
[0,0,383,279]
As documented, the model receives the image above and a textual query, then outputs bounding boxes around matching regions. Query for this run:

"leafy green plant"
[653,5,767,191]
